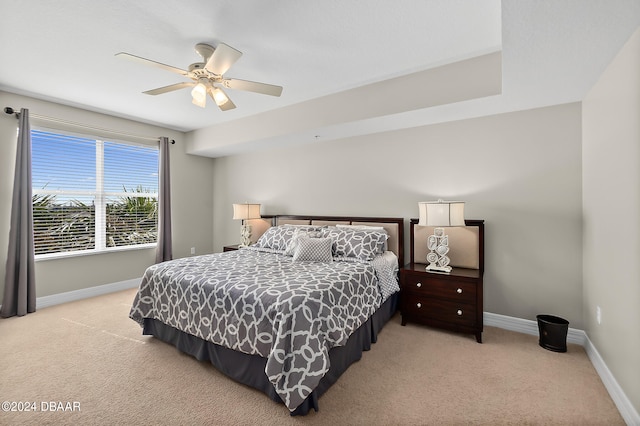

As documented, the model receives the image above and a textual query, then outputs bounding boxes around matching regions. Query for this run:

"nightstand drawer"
[403,296,477,327]
[403,274,477,303]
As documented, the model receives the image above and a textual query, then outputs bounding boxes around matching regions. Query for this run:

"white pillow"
[336,224,386,232]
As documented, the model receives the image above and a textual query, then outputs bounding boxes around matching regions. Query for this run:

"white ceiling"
[1,1,639,157]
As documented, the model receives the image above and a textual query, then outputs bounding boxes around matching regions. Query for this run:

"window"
[31,129,159,257]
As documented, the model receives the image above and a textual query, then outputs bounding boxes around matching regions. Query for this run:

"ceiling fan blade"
[143,82,195,95]
[205,43,242,75]
[209,87,236,111]
[217,97,236,111]
[222,78,283,97]
[116,52,189,76]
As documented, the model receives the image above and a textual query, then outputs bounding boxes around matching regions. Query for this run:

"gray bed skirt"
[142,292,399,416]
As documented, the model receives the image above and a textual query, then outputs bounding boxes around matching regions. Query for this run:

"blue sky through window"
[104,141,159,194]
[32,130,159,197]
[32,130,96,192]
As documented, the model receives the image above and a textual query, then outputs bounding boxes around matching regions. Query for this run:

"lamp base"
[426,264,452,273]
[239,224,252,247]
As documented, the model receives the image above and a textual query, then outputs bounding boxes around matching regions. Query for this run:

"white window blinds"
[31,129,159,257]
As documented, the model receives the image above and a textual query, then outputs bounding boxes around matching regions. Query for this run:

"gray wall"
[0,91,214,302]
[213,102,584,327]
[583,27,640,415]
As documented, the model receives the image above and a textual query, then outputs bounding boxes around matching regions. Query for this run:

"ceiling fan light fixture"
[211,87,230,106]
[191,82,207,108]
[117,41,282,111]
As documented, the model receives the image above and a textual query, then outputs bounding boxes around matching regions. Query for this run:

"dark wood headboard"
[248,215,404,267]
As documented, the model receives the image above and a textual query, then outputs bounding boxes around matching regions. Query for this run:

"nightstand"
[402,218,484,343]
[401,264,483,343]
[223,244,240,252]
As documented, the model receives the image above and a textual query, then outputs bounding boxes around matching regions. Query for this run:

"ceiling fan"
[116,42,283,111]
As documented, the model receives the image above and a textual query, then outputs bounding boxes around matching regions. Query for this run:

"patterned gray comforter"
[129,249,392,411]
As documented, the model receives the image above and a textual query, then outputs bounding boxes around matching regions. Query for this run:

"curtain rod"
[3,107,175,144]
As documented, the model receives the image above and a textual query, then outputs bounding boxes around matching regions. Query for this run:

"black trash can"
[537,314,569,352]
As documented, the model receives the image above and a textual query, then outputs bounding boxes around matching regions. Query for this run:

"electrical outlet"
[190,247,196,255]
[596,306,602,325]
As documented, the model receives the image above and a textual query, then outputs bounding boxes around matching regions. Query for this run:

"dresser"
[400,219,484,343]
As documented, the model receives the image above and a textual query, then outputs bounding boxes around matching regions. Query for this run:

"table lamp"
[418,200,465,273]
[232,203,261,247]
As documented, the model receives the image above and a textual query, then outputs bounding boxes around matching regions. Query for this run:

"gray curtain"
[1,108,36,318]
[155,137,173,263]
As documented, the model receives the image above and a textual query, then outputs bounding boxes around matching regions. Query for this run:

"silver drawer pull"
[416,302,422,308]
[416,282,422,288]
[457,288,463,294]
[457,309,463,316]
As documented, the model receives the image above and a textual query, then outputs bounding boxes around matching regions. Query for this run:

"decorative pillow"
[253,225,323,252]
[336,224,388,251]
[284,228,324,256]
[322,227,388,261]
[252,226,295,252]
[292,237,333,263]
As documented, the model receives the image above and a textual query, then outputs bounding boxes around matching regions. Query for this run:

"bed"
[129,215,404,415]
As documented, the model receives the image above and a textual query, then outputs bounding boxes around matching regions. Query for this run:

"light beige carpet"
[0,289,624,425]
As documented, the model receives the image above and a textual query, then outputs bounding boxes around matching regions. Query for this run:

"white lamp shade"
[191,83,207,108]
[211,87,230,106]
[232,203,261,220]
[418,200,465,227]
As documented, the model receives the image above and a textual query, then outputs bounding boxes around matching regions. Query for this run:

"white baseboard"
[35,278,141,309]
[583,334,640,426]
[485,311,639,426]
